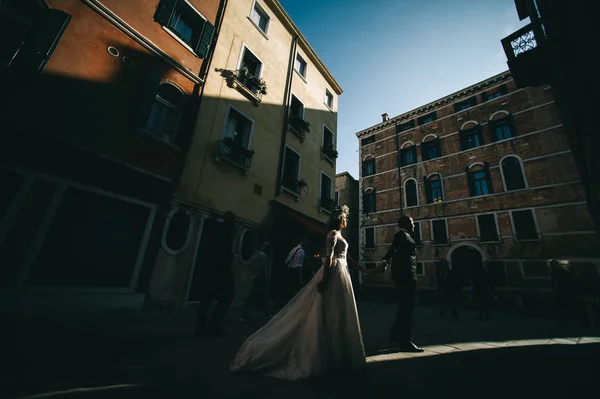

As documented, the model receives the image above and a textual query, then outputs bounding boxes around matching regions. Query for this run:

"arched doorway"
[449,244,485,288]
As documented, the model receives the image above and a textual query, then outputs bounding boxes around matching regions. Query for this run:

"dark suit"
[383,229,417,343]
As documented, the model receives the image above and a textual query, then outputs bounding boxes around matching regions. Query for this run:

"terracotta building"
[355,71,600,310]
[147,0,342,307]
[0,0,224,312]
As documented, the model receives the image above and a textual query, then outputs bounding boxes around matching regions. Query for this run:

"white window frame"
[294,52,307,79]
[430,218,449,246]
[509,209,541,242]
[248,0,271,37]
[282,145,302,196]
[364,226,376,249]
[237,43,264,79]
[144,81,187,143]
[161,0,208,56]
[404,178,419,208]
[519,260,551,280]
[475,213,501,243]
[289,92,305,120]
[221,103,255,150]
[319,170,334,211]
[325,89,334,110]
[161,206,194,255]
[499,154,529,191]
[321,123,335,148]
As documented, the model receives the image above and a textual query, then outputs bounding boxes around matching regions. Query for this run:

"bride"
[230,205,375,380]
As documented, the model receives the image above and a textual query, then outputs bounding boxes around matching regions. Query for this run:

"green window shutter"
[500,84,508,95]
[420,142,428,161]
[411,146,417,163]
[488,119,497,142]
[465,167,475,196]
[507,114,517,136]
[459,129,467,151]
[9,9,71,75]
[484,162,494,194]
[424,176,432,203]
[154,0,178,25]
[481,92,488,103]
[133,69,162,128]
[435,137,442,157]
[476,124,484,145]
[196,21,214,58]
[372,189,377,212]
[362,191,367,214]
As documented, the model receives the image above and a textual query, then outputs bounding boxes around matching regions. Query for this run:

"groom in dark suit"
[379,215,424,352]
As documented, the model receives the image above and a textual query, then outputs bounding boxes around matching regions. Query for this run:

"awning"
[270,200,329,236]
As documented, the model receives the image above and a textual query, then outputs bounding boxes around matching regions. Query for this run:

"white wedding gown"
[230,232,366,380]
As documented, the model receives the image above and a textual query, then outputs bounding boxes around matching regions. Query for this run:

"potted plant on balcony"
[320,197,337,212]
[296,177,308,194]
[322,143,338,159]
[289,117,311,141]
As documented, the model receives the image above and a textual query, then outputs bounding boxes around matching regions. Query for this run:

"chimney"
[381,113,389,122]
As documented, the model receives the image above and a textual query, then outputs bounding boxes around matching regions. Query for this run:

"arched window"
[466,163,493,196]
[162,208,192,255]
[459,123,483,150]
[425,174,443,203]
[144,83,186,143]
[362,155,376,177]
[363,188,376,214]
[405,179,418,207]
[489,112,515,142]
[501,156,527,191]
[420,135,441,161]
[400,143,417,166]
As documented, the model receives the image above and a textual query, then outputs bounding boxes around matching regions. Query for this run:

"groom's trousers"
[391,278,417,343]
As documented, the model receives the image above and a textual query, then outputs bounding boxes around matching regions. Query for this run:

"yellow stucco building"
[149,0,342,306]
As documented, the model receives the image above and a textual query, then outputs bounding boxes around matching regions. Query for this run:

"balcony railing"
[319,197,336,213]
[235,70,265,99]
[282,176,307,196]
[215,67,267,105]
[288,116,310,142]
[501,21,549,87]
[217,138,254,170]
[321,144,338,162]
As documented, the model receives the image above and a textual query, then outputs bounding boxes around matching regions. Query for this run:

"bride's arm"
[317,231,337,292]
[347,256,370,274]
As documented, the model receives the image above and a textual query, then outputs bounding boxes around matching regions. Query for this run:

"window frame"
[500,155,528,191]
[325,89,334,110]
[510,209,541,241]
[420,135,441,161]
[519,260,551,280]
[418,111,437,125]
[282,145,302,196]
[400,142,417,166]
[221,103,255,150]
[404,178,419,208]
[363,188,376,214]
[425,173,444,204]
[362,156,376,177]
[237,43,264,80]
[294,52,308,79]
[476,213,501,243]
[319,170,334,212]
[430,219,449,246]
[248,0,271,36]
[143,81,188,144]
[159,0,209,56]
[289,93,305,120]
[361,135,375,146]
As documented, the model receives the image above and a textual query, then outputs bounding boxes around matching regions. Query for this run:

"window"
[28,187,151,287]
[163,209,191,253]
[511,210,539,240]
[144,83,187,143]
[320,172,333,209]
[365,228,375,249]
[361,136,375,146]
[416,262,424,276]
[290,94,304,120]
[334,191,339,205]
[501,156,527,191]
[220,107,254,168]
[418,112,437,125]
[282,147,301,193]
[477,214,499,242]
[481,85,508,102]
[325,90,334,109]
[490,115,515,141]
[521,261,550,279]
[405,179,418,207]
[454,96,477,112]
[240,230,256,262]
[396,120,415,133]
[431,219,448,245]
[459,125,483,150]
[411,222,422,245]
[154,0,214,57]
[250,2,269,33]
[467,163,493,196]
[362,158,376,177]
[289,95,307,139]
[238,46,263,94]
[420,137,441,161]
[322,125,336,160]
[363,189,376,214]
[425,174,444,204]
[400,145,417,166]
[294,53,307,78]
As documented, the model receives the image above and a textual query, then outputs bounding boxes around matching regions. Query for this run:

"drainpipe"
[275,35,299,195]
[394,124,404,214]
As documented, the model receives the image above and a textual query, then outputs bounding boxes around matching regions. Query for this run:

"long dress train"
[230,232,366,381]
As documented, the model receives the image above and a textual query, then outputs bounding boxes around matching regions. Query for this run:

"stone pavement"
[2,302,600,399]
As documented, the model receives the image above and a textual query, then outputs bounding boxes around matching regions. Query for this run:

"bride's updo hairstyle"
[327,205,350,230]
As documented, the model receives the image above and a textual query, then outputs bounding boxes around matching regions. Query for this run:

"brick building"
[355,71,600,309]
[0,0,224,312]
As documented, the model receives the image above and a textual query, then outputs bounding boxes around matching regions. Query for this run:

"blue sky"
[278,0,529,179]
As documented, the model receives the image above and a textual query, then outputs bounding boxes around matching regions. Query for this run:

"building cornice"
[355,71,512,138]
[265,0,342,95]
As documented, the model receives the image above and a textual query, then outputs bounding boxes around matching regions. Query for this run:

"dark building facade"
[356,71,600,312]
[0,0,224,312]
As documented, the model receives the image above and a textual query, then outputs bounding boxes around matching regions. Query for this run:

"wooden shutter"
[454,102,462,113]
[362,190,367,214]
[196,21,214,58]
[507,114,517,137]
[424,176,432,203]
[411,146,417,163]
[420,142,428,161]
[173,95,199,148]
[154,0,178,25]
[465,167,475,196]
[484,162,494,194]
[488,119,498,142]
[9,9,71,75]
[133,69,162,129]
[476,124,484,145]
[499,84,508,95]
[435,137,442,157]
[480,91,488,103]
[458,129,467,151]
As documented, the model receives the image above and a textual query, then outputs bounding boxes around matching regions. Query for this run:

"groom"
[379,215,424,352]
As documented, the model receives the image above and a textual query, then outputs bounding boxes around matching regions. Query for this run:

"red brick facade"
[356,72,600,303]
